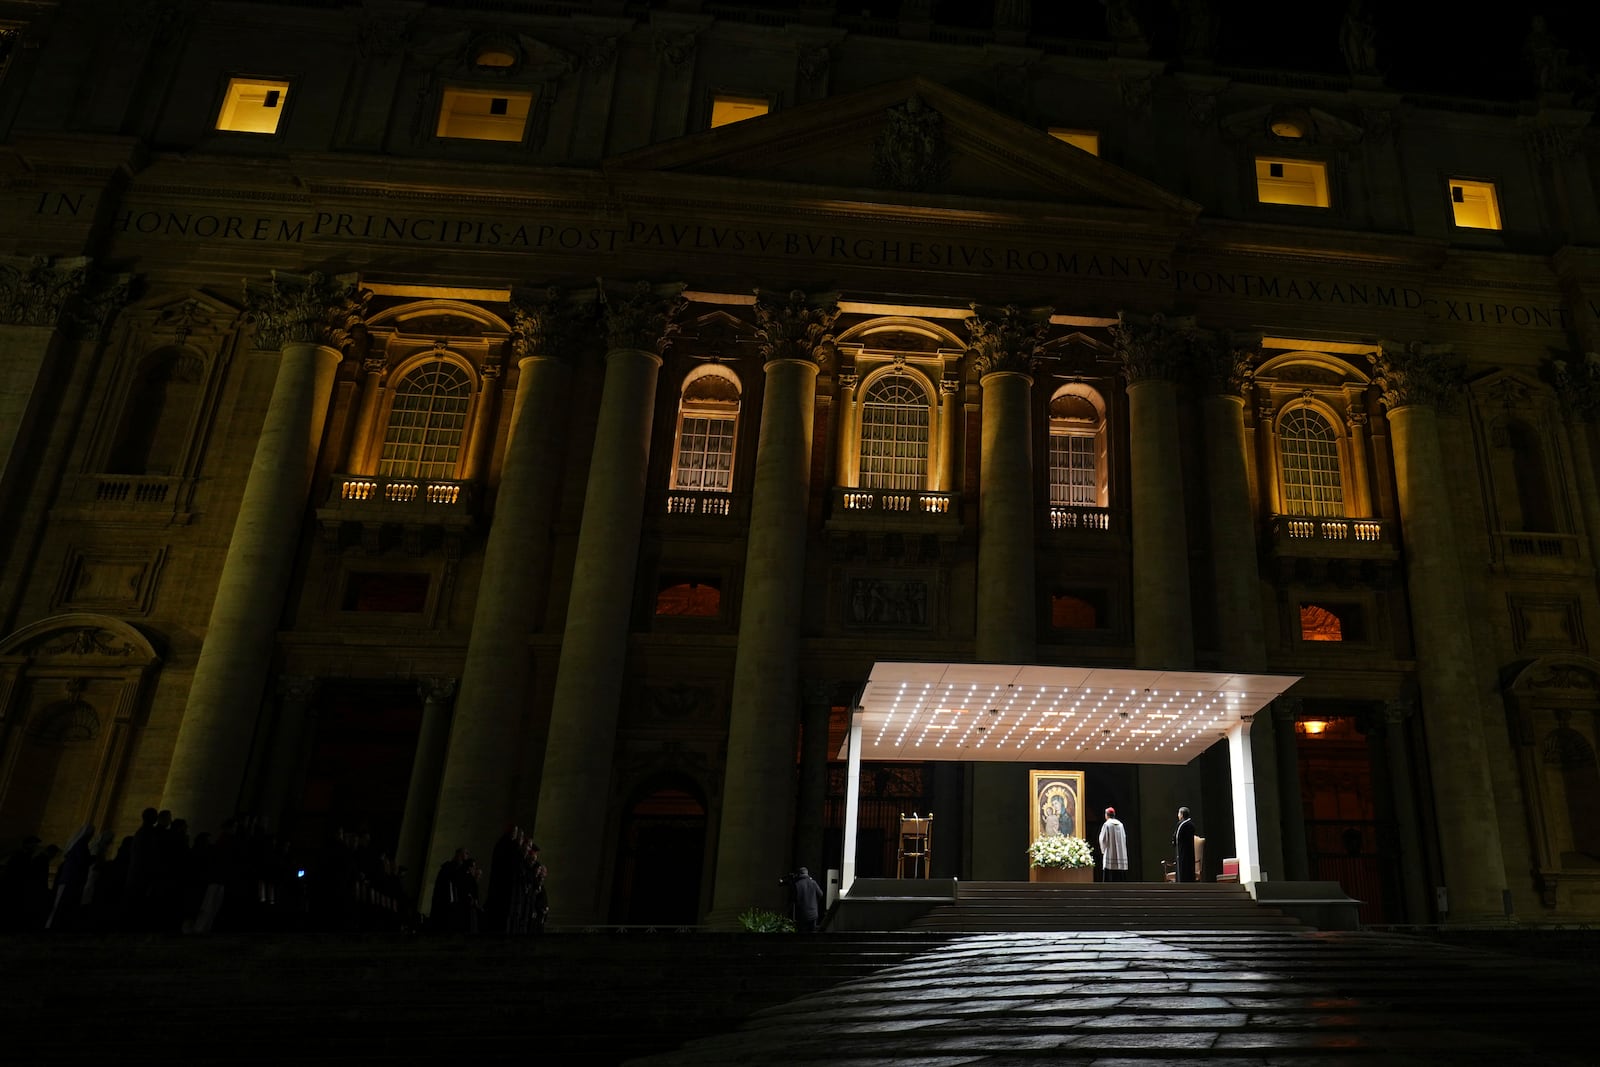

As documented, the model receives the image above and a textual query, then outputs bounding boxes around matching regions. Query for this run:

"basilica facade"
[1,0,1598,927]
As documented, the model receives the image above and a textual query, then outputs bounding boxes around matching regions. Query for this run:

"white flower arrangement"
[1027,834,1095,869]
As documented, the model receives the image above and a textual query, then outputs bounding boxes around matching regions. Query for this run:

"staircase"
[904,880,1305,931]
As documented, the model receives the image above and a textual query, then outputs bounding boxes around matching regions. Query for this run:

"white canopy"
[846,662,1302,765]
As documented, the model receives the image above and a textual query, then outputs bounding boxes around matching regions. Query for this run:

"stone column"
[255,675,318,830]
[164,272,368,829]
[345,346,387,475]
[966,305,1050,880]
[1370,342,1508,919]
[461,356,503,482]
[1257,396,1283,515]
[535,282,684,923]
[1273,698,1310,880]
[793,680,837,873]
[937,377,961,492]
[710,290,837,925]
[833,371,858,487]
[1346,407,1373,518]
[425,290,589,900]
[1113,312,1194,669]
[1550,356,1600,565]
[396,676,457,899]
[1383,697,1431,923]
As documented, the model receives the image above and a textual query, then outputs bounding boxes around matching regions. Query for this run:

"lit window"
[859,375,930,490]
[436,87,533,142]
[474,47,518,69]
[1299,604,1343,642]
[1278,408,1344,517]
[216,78,289,135]
[379,361,472,479]
[655,581,721,618]
[1048,128,1100,156]
[710,94,770,128]
[1047,387,1108,509]
[1255,157,1330,208]
[1450,179,1502,230]
[1269,118,1306,139]
[672,370,740,492]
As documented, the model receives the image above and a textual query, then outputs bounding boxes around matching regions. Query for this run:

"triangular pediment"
[606,77,1199,222]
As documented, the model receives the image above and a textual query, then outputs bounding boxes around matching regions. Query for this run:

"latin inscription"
[32,192,1578,329]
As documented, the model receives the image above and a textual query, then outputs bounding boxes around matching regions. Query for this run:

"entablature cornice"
[1185,219,1449,271]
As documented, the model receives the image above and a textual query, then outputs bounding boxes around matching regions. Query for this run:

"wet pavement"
[626,929,1596,1065]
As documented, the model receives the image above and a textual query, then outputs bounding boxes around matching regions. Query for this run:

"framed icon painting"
[1030,769,1085,841]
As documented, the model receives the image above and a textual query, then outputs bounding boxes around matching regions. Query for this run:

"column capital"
[1384,696,1415,726]
[1550,353,1600,421]
[1192,328,1259,397]
[836,371,859,389]
[0,255,130,339]
[965,303,1053,377]
[1347,407,1370,430]
[243,270,371,352]
[754,289,840,366]
[940,377,961,395]
[600,280,687,354]
[418,675,459,705]
[510,285,597,361]
[1112,310,1193,384]
[1369,341,1465,413]
[1272,695,1303,723]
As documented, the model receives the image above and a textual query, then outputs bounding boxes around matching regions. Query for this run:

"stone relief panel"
[1509,595,1585,654]
[53,546,166,615]
[844,575,933,630]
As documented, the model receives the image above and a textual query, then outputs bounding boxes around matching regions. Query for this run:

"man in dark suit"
[1172,807,1196,883]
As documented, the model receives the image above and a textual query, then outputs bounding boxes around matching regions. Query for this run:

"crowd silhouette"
[0,809,546,935]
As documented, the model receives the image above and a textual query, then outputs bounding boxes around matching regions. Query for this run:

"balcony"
[664,489,737,518]
[828,486,961,528]
[1492,531,1584,574]
[1265,514,1399,585]
[54,475,195,525]
[1048,505,1118,533]
[316,475,477,554]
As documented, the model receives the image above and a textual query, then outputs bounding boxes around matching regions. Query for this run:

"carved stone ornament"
[1526,664,1600,691]
[1119,76,1153,117]
[873,95,950,194]
[1339,0,1381,77]
[581,35,618,72]
[70,272,133,341]
[242,271,372,352]
[653,31,697,74]
[1194,329,1259,397]
[37,627,138,658]
[753,289,840,366]
[1550,353,1600,421]
[0,256,88,329]
[1368,342,1465,413]
[357,12,411,62]
[600,280,687,354]
[510,285,595,360]
[797,46,831,84]
[418,675,459,705]
[965,304,1053,378]
[1111,311,1194,384]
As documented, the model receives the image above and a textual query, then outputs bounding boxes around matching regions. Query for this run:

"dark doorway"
[1296,714,1388,924]
[288,684,422,861]
[609,777,707,926]
[824,762,935,878]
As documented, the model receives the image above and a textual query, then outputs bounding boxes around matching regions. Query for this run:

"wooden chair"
[897,812,932,879]
[1162,835,1205,882]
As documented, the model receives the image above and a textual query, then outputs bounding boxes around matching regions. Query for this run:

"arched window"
[378,361,472,479]
[1279,407,1344,517]
[1047,388,1108,508]
[108,349,203,475]
[671,369,740,492]
[1543,727,1600,860]
[859,375,929,490]
[1504,420,1557,532]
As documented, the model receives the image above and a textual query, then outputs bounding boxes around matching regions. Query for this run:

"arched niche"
[0,614,160,848]
[1504,655,1600,905]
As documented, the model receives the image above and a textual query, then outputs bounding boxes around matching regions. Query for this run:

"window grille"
[1048,432,1097,506]
[859,376,929,490]
[1279,407,1344,517]
[674,414,736,491]
[378,361,471,480]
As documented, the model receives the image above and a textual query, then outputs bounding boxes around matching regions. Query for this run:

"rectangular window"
[343,572,430,613]
[1449,179,1502,230]
[1048,128,1100,156]
[673,414,736,491]
[1048,433,1098,506]
[216,78,290,135]
[436,87,533,142]
[1255,157,1330,208]
[710,93,770,128]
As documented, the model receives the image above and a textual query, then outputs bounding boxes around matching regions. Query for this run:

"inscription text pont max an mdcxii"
[31,191,1578,331]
